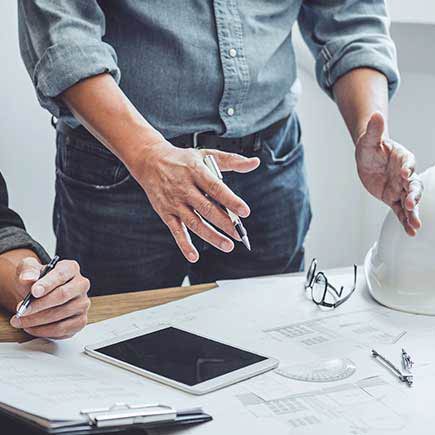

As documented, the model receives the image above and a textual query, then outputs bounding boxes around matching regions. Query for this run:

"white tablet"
[84,327,278,395]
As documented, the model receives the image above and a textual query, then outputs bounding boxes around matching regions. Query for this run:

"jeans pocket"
[261,140,303,166]
[260,113,303,167]
[55,132,132,190]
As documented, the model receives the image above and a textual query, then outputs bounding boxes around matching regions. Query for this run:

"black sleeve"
[0,172,26,230]
[0,172,51,263]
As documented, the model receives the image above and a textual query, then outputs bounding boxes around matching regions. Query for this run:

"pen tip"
[242,236,251,251]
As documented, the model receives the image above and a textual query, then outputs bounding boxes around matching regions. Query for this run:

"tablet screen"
[95,327,267,386]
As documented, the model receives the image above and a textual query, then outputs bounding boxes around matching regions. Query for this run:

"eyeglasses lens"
[305,259,316,289]
[311,274,327,305]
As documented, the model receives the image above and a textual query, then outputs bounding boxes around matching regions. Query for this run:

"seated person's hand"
[10,257,90,339]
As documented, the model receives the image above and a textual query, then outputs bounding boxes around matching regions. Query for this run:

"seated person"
[0,172,90,339]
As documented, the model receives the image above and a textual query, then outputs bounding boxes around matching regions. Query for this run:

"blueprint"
[237,376,407,434]
[264,309,407,356]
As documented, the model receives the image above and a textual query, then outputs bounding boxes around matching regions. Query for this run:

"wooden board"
[0,283,216,343]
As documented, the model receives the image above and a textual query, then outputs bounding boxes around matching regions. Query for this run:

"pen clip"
[203,155,223,180]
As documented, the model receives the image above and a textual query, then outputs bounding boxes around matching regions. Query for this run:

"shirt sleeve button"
[226,107,235,116]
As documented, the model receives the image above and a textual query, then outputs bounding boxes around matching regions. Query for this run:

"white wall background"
[1,1,434,271]
[388,0,435,24]
[0,2,56,253]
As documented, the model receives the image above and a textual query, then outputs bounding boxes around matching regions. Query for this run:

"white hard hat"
[365,167,434,315]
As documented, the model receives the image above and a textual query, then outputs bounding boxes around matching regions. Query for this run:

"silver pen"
[203,155,251,251]
[16,255,60,318]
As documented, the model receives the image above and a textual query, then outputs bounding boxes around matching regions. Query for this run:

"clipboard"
[0,402,212,435]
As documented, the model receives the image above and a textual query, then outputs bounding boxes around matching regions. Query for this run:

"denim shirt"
[18,0,399,139]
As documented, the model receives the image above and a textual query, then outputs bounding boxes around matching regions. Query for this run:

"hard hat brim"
[365,245,435,316]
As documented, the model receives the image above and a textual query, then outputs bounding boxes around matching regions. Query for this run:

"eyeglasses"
[305,258,357,309]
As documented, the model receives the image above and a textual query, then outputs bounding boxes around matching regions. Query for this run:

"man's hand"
[355,112,423,236]
[131,141,260,262]
[10,257,90,339]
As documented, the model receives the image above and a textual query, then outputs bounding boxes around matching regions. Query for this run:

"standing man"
[18,1,422,295]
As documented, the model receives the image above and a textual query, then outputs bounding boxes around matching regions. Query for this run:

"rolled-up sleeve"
[18,0,121,118]
[298,0,400,99]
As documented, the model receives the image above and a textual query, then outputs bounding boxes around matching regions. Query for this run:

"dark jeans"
[54,114,312,296]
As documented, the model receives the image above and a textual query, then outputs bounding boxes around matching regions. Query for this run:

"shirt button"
[227,107,235,116]
[229,48,237,58]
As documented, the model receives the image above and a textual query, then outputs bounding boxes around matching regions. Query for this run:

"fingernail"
[10,317,20,328]
[19,270,40,281]
[406,197,415,211]
[32,284,45,297]
[188,253,198,262]
[221,240,233,252]
[238,207,250,218]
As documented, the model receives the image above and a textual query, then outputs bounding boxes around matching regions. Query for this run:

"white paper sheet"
[8,268,435,434]
[0,345,144,422]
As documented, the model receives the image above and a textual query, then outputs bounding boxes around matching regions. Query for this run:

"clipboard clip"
[80,403,177,428]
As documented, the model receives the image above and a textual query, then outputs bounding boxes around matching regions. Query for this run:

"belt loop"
[193,132,200,149]
[253,132,261,152]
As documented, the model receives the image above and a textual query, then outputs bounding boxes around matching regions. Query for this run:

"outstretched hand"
[355,112,423,236]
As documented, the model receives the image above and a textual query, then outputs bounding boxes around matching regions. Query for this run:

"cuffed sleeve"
[18,0,120,119]
[0,227,50,264]
[298,0,400,99]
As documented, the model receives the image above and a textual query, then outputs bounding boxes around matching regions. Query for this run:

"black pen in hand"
[16,255,60,318]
